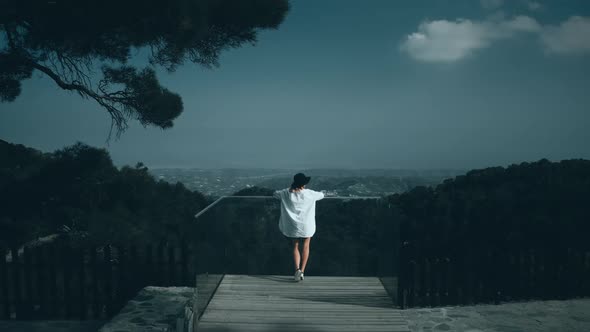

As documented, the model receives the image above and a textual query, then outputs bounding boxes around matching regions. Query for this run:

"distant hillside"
[150,167,466,197]
[253,174,455,197]
[0,140,209,247]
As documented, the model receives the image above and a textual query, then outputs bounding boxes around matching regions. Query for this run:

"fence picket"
[145,244,154,286]
[0,241,227,320]
[0,248,9,319]
[78,248,87,320]
[168,245,176,286]
[181,241,189,286]
[10,247,20,319]
[129,245,140,295]
[104,245,113,317]
[62,244,72,319]
[89,247,100,319]
[157,242,164,286]
[397,243,590,308]
[22,246,33,319]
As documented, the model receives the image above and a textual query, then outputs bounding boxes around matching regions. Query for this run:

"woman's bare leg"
[300,237,311,273]
[292,239,301,271]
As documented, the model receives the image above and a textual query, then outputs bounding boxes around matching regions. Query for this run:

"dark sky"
[1,0,589,169]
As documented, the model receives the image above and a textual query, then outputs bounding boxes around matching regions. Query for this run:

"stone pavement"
[98,286,194,332]
[401,298,590,332]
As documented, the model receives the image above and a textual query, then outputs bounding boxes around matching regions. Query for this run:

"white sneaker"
[294,269,302,281]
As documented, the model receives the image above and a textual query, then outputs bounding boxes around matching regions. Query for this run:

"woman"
[273,173,325,281]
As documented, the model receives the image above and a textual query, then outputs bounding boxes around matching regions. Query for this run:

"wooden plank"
[198,275,409,332]
[198,322,410,332]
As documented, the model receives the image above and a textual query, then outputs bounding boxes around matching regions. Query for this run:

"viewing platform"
[198,274,409,332]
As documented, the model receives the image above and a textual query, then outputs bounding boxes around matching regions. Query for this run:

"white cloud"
[401,15,590,62]
[400,16,540,63]
[481,0,504,10]
[525,1,542,11]
[540,16,590,55]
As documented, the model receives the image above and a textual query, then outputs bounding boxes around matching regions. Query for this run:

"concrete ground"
[0,320,106,332]
[401,298,590,332]
[1,298,589,332]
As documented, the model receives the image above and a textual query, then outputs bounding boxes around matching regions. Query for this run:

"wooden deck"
[197,275,410,332]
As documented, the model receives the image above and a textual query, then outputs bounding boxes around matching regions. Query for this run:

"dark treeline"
[391,158,590,255]
[388,158,590,306]
[0,139,209,248]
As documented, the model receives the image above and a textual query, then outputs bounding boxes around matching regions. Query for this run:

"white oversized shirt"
[273,188,325,238]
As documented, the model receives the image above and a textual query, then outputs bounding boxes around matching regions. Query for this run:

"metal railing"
[194,195,383,219]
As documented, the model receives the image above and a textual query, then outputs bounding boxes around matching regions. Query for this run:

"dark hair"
[290,182,304,191]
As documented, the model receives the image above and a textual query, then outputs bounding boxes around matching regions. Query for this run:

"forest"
[2,139,589,278]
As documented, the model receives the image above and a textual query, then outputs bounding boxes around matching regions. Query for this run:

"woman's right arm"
[315,190,325,201]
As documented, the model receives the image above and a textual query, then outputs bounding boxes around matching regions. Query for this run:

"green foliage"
[0,140,209,247]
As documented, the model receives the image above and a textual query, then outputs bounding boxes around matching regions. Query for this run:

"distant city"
[148,168,468,198]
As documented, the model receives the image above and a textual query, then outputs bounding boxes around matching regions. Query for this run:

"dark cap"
[292,173,311,188]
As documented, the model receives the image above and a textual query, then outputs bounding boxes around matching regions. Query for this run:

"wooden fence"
[0,242,195,320]
[397,243,590,308]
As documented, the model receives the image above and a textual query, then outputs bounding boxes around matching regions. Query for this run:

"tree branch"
[3,24,16,50]
[25,59,128,141]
